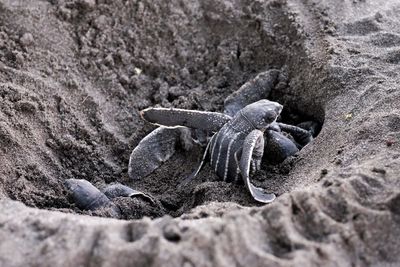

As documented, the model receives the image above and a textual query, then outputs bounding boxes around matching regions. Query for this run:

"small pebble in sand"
[14,52,24,65]
[322,179,333,187]
[375,12,384,22]
[20,33,34,47]
[15,101,37,113]
[104,54,114,66]
[58,7,72,20]
[386,139,395,147]
[119,74,130,85]
[180,67,190,80]
[45,138,58,149]
[134,67,142,75]
[78,0,96,9]
[81,58,89,67]
[94,15,107,29]
[163,223,181,242]
[372,167,386,174]
[344,113,353,120]
[118,50,131,65]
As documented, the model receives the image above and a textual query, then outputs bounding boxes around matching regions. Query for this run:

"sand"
[0,0,399,266]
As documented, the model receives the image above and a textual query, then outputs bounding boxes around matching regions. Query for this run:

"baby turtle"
[137,100,313,203]
[128,70,317,203]
[65,179,154,216]
[65,179,115,211]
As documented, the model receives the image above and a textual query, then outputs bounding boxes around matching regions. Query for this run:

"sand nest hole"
[1,0,326,220]
[64,91,324,220]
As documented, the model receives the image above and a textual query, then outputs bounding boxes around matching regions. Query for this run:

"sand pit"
[0,0,399,266]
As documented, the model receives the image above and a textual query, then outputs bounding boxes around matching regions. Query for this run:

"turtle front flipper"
[102,183,155,204]
[128,126,193,180]
[238,129,276,203]
[224,69,280,116]
[277,122,313,148]
[296,121,320,137]
[141,107,232,132]
[64,179,121,217]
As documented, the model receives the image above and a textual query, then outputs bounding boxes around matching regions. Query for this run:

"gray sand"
[0,0,400,266]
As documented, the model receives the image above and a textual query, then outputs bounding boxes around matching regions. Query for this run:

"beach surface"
[0,0,399,266]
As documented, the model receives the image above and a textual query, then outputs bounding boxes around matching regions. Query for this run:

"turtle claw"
[103,183,156,204]
[64,179,120,216]
[128,126,193,180]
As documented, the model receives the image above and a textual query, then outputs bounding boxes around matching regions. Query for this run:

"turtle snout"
[276,104,283,115]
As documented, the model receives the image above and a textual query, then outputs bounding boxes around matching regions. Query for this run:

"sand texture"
[0,0,400,266]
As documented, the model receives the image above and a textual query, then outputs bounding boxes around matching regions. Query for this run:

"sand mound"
[0,0,399,266]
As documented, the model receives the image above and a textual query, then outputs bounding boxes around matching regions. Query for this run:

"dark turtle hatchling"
[65,179,154,215]
[137,100,312,203]
[128,70,318,203]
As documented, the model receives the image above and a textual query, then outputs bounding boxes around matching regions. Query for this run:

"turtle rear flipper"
[103,183,155,204]
[128,126,193,180]
[178,132,217,187]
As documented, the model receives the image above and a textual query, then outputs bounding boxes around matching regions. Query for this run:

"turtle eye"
[264,112,276,123]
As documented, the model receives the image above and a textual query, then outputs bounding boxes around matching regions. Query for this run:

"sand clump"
[0,0,400,266]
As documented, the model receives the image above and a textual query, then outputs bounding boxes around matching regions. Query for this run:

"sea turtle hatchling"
[64,70,316,209]
[129,70,317,203]
[64,179,155,216]
[137,100,314,203]
[128,70,319,203]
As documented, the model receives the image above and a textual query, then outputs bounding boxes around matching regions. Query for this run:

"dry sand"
[0,0,399,266]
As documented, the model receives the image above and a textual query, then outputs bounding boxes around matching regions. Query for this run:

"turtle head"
[241,100,283,130]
